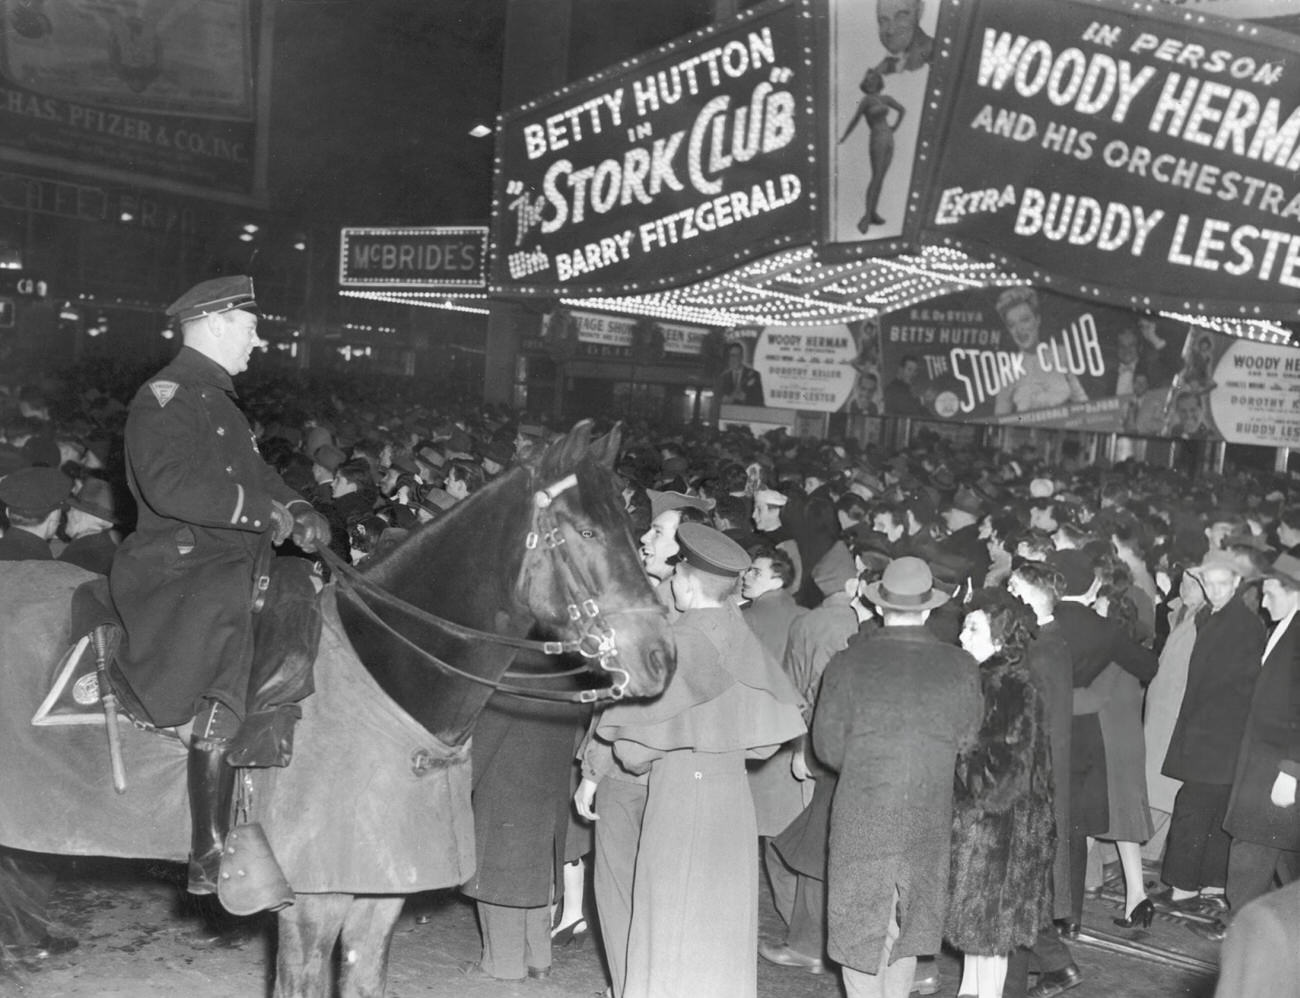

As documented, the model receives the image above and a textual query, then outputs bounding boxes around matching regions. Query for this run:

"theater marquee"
[490,0,816,296]
[916,0,1300,320]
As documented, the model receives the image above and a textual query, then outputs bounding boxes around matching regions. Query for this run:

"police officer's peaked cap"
[165,275,258,322]
[677,522,750,577]
[0,466,72,515]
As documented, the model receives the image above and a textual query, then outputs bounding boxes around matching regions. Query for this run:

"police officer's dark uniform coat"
[110,346,306,727]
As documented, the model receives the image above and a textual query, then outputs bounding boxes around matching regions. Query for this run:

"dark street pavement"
[3,857,1220,997]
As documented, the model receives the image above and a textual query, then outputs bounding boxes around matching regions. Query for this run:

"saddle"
[36,571,320,770]
[32,577,155,732]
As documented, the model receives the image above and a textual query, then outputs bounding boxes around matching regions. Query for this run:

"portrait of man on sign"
[715,340,765,407]
[872,0,934,76]
[829,0,937,245]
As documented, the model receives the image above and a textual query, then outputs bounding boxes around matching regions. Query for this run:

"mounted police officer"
[108,276,330,903]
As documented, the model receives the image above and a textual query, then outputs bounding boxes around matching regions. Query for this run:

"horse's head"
[515,420,675,699]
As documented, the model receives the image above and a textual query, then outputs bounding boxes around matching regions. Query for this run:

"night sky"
[266,0,506,227]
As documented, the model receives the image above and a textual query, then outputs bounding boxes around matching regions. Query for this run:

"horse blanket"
[0,561,475,894]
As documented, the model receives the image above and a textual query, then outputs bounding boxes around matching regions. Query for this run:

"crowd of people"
[1,301,1299,997]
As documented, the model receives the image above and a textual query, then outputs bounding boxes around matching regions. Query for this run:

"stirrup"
[217,823,294,916]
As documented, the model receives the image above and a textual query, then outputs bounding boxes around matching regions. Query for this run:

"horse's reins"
[318,471,653,704]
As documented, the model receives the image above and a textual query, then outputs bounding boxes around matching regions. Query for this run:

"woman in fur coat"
[947,589,1057,998]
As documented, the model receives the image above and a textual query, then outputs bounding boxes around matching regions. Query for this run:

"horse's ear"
[555,419,594,470]
[590,423,622,470]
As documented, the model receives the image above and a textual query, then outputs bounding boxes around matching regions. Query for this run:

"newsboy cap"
[165,276,258,323]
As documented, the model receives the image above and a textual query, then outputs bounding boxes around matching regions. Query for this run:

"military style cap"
[165,275,258,322]
[20,434,61,469]
[647,489,710,521]
[677,522,750,577]
[0,466,72,515]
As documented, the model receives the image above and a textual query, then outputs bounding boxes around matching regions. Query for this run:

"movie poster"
[876,285,1190,433]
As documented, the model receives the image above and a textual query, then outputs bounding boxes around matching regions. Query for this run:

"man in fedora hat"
[58,476,129,575]
[813,556,981,998]
[108,275,331,905]
[1189,551,1300,942]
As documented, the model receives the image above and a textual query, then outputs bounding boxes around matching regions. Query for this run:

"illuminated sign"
[490,0,815,296]
[338,227,488,290]
[917,0,1300,320]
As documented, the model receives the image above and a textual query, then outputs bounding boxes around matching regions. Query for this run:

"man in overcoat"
[460,665,589,981]
[1160,549,1265,913]
[812,556,981,998]
[1191,552,1300,941]
[109,276,329,899]
[741,544,807,837]
[761,562,870,977]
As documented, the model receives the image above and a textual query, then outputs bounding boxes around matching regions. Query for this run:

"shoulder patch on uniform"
[149,380,180,407]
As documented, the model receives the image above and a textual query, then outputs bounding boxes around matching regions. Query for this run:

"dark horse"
[0,420,675,998]
[274,419,676,993]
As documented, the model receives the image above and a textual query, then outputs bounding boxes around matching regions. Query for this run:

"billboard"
[339,227,488,290]
[873,283,1300,446]
[536,308,712,364]
[914,0,1300,320]
[490,0,816,296]
[0,0,268,202]
[752,324,860,411]
[821,0,947,250]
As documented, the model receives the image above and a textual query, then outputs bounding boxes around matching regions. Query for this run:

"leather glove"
[290,505,331,553]
[1271,771,1297,808]
[270,501,294,545]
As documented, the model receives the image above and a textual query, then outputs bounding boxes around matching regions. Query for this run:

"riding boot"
[187,738,236,895]
[227,560,322,768]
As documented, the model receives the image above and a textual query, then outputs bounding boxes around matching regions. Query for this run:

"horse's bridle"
[321,470,658,704]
